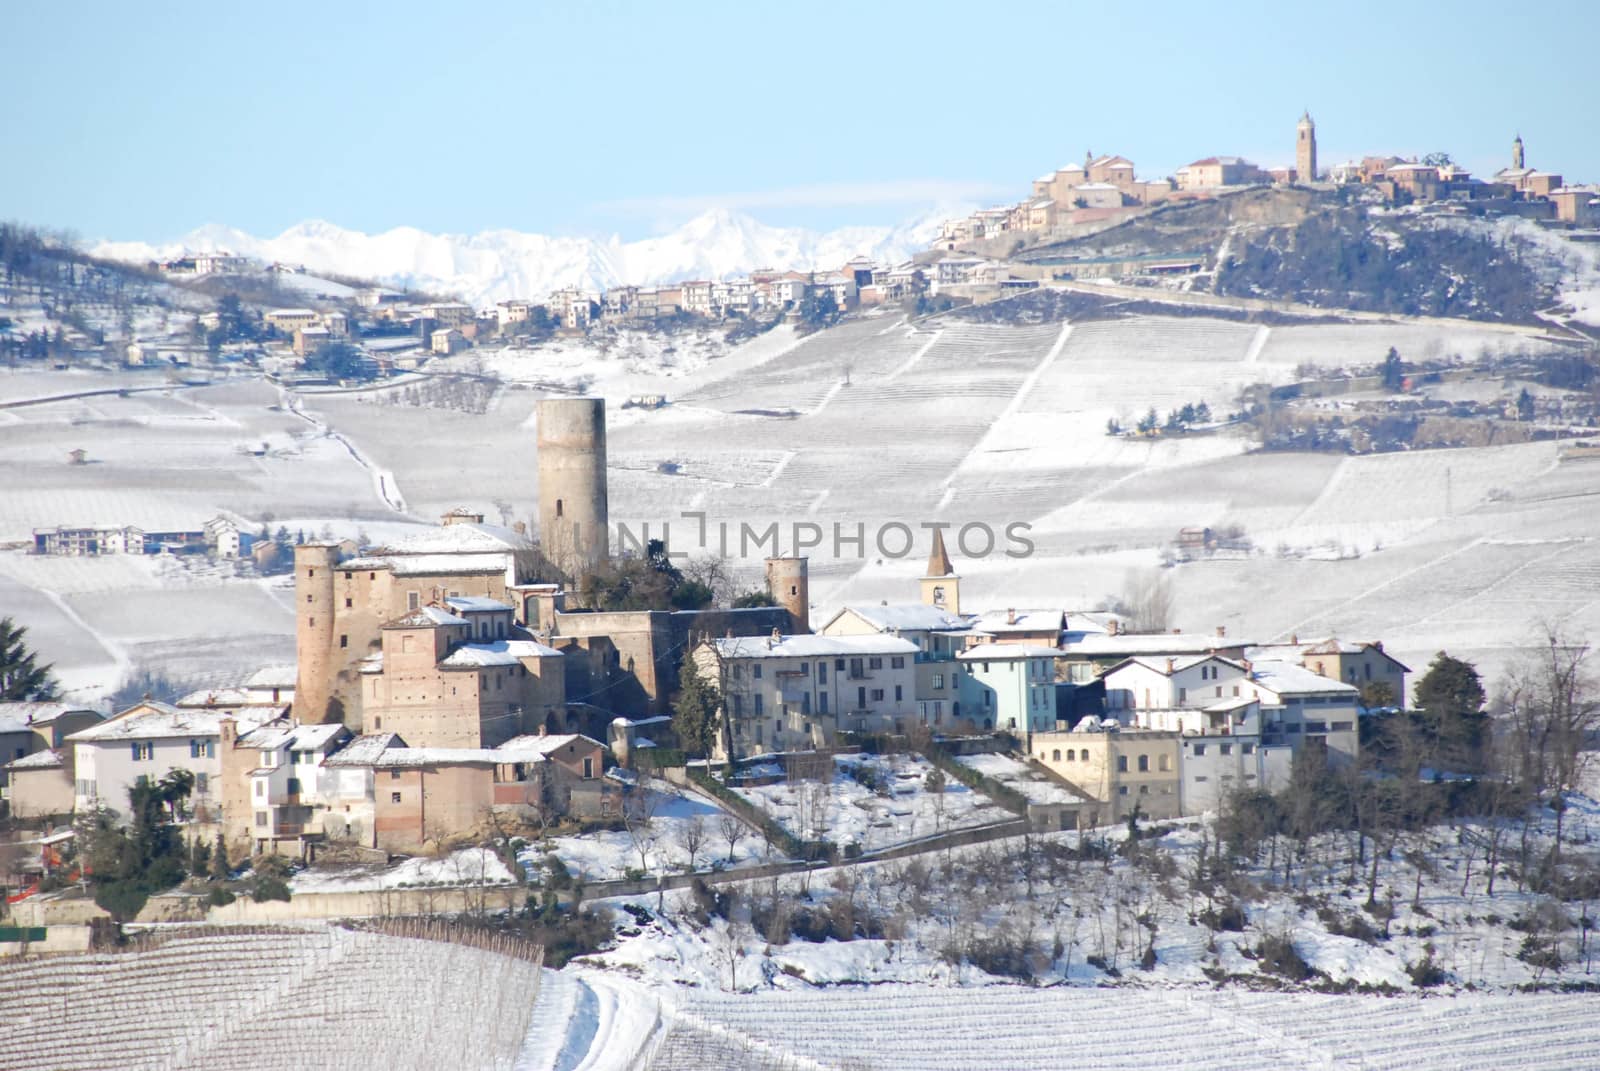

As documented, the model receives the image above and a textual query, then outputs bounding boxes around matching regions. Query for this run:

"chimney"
[725,628,734,639]
[1373,640,1384,652]
[513,521,527,535]
[1007,608,1017,626]
[1166,657,1175,674]
[1108,620,1120,636]
[538,723,548,736]
[1291,633,1299,646]
[768,627,781,649]
[1216,625,1226,638]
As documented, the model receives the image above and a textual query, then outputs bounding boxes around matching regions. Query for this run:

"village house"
[692,632,920,760]
[64,701,280,822]
[218,719,352,858]
[0,703,104,811]
[264,308,321,335]
[1246,637,1411,707]
[1175,156,1268,191]
[3,750,75,819]
[956,644,1059,736]
[431,328,468,355]
[819,603,977,729]
[1030,725,1181,821]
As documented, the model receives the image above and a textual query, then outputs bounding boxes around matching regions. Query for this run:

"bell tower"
[1296,111,1317,184]
[919,528,961,615]
[1512,133,1525,170]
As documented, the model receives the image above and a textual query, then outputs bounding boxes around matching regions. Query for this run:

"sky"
[4,0,1597,244]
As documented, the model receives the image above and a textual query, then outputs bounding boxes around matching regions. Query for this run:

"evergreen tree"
[1381,347,1405,391]
[211,830,232,880]
[1517,387,1535,422]
[672,656,721,760]
[1414,651,1488,768]
[0,616,58,700]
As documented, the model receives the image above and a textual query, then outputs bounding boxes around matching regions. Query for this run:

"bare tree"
[679,814,708,872]
[1120,567,1176,632]
[621,786,662,874]
[718,812,747,864]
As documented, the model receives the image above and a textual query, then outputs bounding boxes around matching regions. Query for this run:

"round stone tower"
[537,397,609,580]
[293,542,343,723]
[765,556,810,634]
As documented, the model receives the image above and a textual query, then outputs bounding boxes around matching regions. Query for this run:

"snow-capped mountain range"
[91,208,957,307]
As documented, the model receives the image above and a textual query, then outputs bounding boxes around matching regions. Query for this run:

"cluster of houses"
[31,515,244,559]
[937,116,1598,257]
[3,513,1408,863]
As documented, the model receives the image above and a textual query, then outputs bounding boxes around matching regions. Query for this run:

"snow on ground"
[290,846,513,893]
[733,752,1014,852]
[526,778,774,883]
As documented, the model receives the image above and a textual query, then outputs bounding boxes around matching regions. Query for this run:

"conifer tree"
[0,616,57,700]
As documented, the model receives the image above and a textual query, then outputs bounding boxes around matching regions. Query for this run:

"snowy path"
[279,386,410,515]
[515,969,664,1071]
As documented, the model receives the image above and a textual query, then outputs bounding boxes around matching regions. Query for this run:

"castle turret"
[764,556,810,633]
[1296,111,1318,184]
[536,398,609,581]
[293,541,345,723]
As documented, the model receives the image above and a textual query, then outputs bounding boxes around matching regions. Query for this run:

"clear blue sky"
[5,0,1595,242]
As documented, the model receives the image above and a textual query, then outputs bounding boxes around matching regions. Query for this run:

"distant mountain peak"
[90,208,958,306]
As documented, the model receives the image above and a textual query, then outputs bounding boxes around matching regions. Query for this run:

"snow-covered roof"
[0,702,100,732]
[66,701,276,742]
[827,604,974,633]
[1249,660,1359,698]
[5,749,64,771]
[371,522,532,556]
[387,553,513,577]
[709,634,919,660]
[1076,182,1120,190]
[1113,654,1246,677]
[498,733,603,757]
[322,732,406,766]
[244,665,297,689]
[265,307,317,317]
[1203,695,1258,714]
[439,639,564,668]
[958,644,1060,661]
[384,606,469,629]
[975,609,1064,634]
[175,687,254,709]
[445,595,514,614]
[1061,633,1246,658]
[237,721,348,752]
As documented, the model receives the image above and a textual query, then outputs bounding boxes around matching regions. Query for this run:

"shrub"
[1200,901,1248,932]
[1407,945,1449,988]
[1255,934,1316,982]
[206,885,236,907]
[252,876,291,903]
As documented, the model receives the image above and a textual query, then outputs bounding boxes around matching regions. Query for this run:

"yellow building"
[1030,727,1181,821]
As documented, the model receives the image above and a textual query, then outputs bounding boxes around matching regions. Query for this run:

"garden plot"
[526,778,771,883]
[954,753,1083,805]
[290,846,513,893]
[733,753,1013,852]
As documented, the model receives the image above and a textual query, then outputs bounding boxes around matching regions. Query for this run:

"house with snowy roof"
[1245,637,1410,709]
[317,730,611,852]
[3,749,75,819]
[692,631,920,760]
[356,599,566,750]
[821,603,978,729]
[218,718,352,858]
[0,703,103,818]
[65,700,279,822]
[956,643,1059,737]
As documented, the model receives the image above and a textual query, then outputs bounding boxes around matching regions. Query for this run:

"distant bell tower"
[1296,111,1317,184]
[919,528,961,616]
[1512,133,1525,170]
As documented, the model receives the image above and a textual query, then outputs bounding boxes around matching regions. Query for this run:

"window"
[894,685,903,702]
[1158,754,1171,772]
[582,757,594,778]
[1232,685,1240,697]
[774,720,782,737]
[857,687,867,708]
[190,739,203,758]
[868,657,883,670]
[850,658,865,677]
[1241,743,1255,755]
[801,693,811,714]
[339,634,348,649]
[732,695,743,716]
[732,664,743,679]
[1331,721,1353,732]
[890,656,905,669]
[1194,775,1209,783]
[308,616,315,628]
[287,777,302,794]
[255,812,268,827]
[390,769,402,780]
[305,594,314,604]
[390,792,402,804]
[1137,754,1149,772]
[932,673,944,690]
[871,688,885,702]
[1066,749,1076,761]
[1117,755,1128,773]
[799,662,809,676]
[1178,687,1187,702]
[1139,785,1149,795]
[836,659,846,671]
[1118,786,1129,795]
[753,665,763,679]
[818,663,827,684]
[131,741,153,761]
[407,591,420,611]
[754,695,764,716]
[1193,744,1206,756]
[818,693,828,715]
[1220,744,1232,756]
[1052,749,1061,761]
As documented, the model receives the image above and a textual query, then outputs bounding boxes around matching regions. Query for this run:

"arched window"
[1052,749,1061,761]
[1066,749,1076,761]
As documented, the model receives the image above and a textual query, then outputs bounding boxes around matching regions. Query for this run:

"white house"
[693,632,919,759]
[233,720,352,855]
[204,515,241,558]
[956,644,1059,736]
[66,701,278,821]
[821,603,979,729]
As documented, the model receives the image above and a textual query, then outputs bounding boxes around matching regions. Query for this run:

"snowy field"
[290,847,514,893]
[5,307,1599,705]
[733,752,1014,851]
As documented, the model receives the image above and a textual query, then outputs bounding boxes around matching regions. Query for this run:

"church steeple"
[919,528,960,615]
[1512,133,1525,170]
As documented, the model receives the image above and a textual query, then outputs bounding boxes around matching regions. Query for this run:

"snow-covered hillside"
[90,208,953,307]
